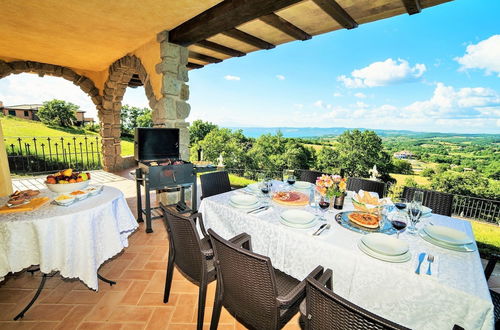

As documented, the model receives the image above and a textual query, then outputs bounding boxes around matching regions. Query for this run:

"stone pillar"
[0,122,13,197]
[155,31,191,160]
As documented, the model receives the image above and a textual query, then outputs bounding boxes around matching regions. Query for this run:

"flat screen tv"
[134,128,180,161]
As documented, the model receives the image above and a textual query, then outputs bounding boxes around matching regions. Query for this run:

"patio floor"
[0,169,498,329]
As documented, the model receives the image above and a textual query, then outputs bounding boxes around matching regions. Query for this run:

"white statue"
[217,154,225,167]
[369,165,379,181]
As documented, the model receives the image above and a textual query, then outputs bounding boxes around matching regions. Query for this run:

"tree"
[189,120,218,145]
[431,171,490,197]
[421,167,436,178]
[335,129,392,178]
[120,105,151,135]
[315,146,339,173]
[38,99,78,127]
[136,111,152,128]
[391,159,413,175]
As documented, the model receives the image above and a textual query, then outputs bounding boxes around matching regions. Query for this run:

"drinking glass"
[391,212,408,239]
[283,170,295,185]
[393,197,407,214]
[407,201,422,234]
[318,196,330,221]
[413,191,424,204]
[259,181,270,206]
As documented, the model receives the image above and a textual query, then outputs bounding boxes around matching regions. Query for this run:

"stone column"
[0,122,13,197]
[154,31,191,160]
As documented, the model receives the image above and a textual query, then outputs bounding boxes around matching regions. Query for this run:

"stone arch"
[0,60,102,107]
[100,55,157,171]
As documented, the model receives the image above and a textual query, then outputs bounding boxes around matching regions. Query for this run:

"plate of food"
[272,191,309,206]
[85,185,104,196]
[347,212,380,229]
[69,189,89,200]
[335,212,396,235]
[54,194,76,206]
[6,189,40,207]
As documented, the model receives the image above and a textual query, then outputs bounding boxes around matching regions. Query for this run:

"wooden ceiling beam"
[312,0,358,29]
[169,0,303,46]
[196,40,246,57]
[189,51,223,64]
[222,28,275,50]
[259,13,311,40]
[187,62,204,69]
[401,0,421,15]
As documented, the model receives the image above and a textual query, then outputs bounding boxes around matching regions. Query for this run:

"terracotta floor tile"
[120,323,147,330]
[144,261,166,270]
[170,305,195,323]
[170,280,199,294]
[168,323,197,330]
[148,247,168,262]
[0,321,36,330]
[21,304,73,321]
[108,306,154,322]
[120,270,155,281]
[60,289,106,304]
[145,271,166,294]
[137,292,175,307]
[56,304,94,329]
[86,291,126,322]
[0,288,33,303]
[78,322,123,329]
[145,307,174,330]
[0,304,18,321]
[120,281,148,305]
[102,259,135,279]
[39,279,80,304]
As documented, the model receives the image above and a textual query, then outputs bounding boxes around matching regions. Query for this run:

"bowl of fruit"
[45,169,91,193]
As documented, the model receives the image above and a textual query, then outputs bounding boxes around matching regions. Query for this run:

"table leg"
[145,179,153,233]
[13,274,47,320]
[136,169,144,223]
[97,273,116,286]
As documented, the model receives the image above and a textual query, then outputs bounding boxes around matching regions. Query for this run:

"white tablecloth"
[199,185,494,330]
[0,186,138,290]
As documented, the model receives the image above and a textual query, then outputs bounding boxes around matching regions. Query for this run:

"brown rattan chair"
[347,177,386,197]
[303,268,409,330]
[208,229,324,330]
[162,206,215,330]
[200,171,231,199]
[402,187,453,216]
[299,170,326,184]
[484,255,499,327]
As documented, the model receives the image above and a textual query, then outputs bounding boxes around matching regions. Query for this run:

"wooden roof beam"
[222,28,275,50]
[196,40,246,57]
[187,62,204,69]
[401,0,421,15]
[312,0,358,29]
[189,51,223,64]
[169,0,303,46]
[259,13,311,40]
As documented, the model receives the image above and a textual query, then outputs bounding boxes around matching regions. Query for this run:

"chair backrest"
[200,171,231,198]
[402,187,453,216]
[208,229,280,329]
[299,170,326,184]
[347,177,386,197]
[305,274,408,330]
[163,207,207,282]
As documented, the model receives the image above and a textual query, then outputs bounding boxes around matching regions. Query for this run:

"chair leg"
[196,278,208,330]
[163,251,174,303]
[210,282,223,330]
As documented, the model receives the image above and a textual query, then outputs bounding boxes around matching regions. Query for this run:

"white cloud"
[354,92,366,98]
[333,92,343,97]
[313,100,332,110]
[276,74,286,80]
[338,58,426,88]
[293,103,304,109]
[224,75,240,81]
[455,35,500,76]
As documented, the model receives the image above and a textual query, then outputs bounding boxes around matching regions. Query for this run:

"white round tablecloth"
[199,183,494,330]
[0,186,138,290]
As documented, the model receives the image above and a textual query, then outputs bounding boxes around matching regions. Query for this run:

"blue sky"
[1,0,499,134]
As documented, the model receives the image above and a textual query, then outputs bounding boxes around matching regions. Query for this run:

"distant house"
[0,102,94,126]
[393,150,415,159]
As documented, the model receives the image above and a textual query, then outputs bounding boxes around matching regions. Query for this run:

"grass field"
[1,116,134,156]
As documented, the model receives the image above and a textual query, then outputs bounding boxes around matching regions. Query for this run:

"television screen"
[134,128,180,161]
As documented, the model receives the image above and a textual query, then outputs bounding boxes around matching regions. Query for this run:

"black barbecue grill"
[134,128,214,233]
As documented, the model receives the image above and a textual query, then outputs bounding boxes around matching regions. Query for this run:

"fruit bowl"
[46,180,90,193]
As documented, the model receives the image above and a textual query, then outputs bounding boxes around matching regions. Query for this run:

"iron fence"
[4,136,102,174]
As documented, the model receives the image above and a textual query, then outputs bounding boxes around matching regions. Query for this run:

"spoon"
[426,254,434,275]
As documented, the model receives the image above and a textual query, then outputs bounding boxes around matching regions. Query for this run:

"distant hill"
[227,126,500,139]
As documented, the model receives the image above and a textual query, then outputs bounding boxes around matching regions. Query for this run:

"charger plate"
[335,212,396,235]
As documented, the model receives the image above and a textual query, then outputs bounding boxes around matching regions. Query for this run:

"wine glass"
[318,196,330,221]
[287,175,296,186]
[391,212,408,239]
[259,181,270,206]
[413,191,424,204]
[393,197,407,214]
[407,201,422,234]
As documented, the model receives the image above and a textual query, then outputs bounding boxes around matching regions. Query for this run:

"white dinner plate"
[279,217,317,229]
[294,181,311,189]
[230,194,259,206]
[357,241,412,263]
[229,200,260,209]
[280,209,316,224]
[423,225,473,245]
[361,233,409,256]
[246,183,261,192]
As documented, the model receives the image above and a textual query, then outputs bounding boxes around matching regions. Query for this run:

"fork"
[426,254,434,275]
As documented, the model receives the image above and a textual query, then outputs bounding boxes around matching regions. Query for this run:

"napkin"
[413,254,439,278]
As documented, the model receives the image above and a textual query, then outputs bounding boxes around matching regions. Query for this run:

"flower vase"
[333,193,346,210]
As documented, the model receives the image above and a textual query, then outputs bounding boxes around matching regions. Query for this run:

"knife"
[247,206,265,214]
[415,252,426,274]
[313,223,327,236]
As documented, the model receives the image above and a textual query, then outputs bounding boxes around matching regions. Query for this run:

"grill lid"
[134,128,180,161]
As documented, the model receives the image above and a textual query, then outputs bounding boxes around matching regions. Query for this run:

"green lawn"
[471,221,500,258]
[1,116,134,156]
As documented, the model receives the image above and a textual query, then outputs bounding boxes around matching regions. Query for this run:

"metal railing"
[4,136,102,174]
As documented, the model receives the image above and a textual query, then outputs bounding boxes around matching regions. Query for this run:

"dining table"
[0,185,138,319]
[199,180,495,330]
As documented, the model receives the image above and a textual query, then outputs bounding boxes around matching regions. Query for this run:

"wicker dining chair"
[484,255,499,327]
[401,187,453,216]
[161,205,215,330]
[208,229,324,330]
[299,170,326,184]
[347,177,386,197]
[303,268,409,330]
[200,171,231,199]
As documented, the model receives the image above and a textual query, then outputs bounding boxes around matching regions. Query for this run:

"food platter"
[335,211,396,235]
[53,185,104,207]
[272,191,309,206]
